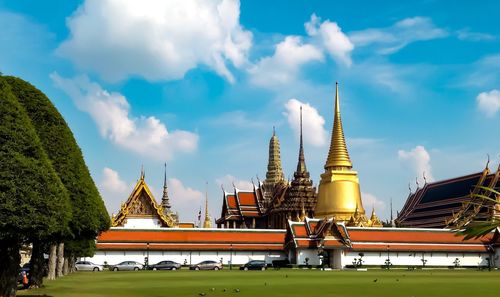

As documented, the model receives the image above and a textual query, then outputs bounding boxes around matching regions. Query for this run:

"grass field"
[17,269,499,297]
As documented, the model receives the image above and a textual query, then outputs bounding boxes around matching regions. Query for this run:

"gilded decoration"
[111,172,176,227]
[315,82,366,220]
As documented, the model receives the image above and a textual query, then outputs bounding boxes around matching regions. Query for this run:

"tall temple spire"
[265,128,285,184]
[296,106,307,173]
[203,182,212,228]
[161,162,171,212]
[315,82,366,222]
[325,82,353,169]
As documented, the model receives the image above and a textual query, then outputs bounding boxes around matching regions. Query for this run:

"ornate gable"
[112,173,176,228]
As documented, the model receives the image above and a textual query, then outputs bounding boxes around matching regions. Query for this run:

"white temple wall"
[122,218,162,229]
[342,251,490,268]
[296,249,321,266]
[83,250,286,266]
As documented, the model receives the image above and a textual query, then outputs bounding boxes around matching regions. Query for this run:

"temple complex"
[84,82,500,269]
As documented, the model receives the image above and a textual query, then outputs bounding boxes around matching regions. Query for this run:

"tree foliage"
[0,77,71,296]
[0,77,71,242]
[4,77,110,256]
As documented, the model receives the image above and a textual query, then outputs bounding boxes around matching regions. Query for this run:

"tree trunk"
[47,243,57,280]
[56,242,64,278]
[29,240,45,288]
[70,256,77,273]
[63,257,69,275]
[0,238,21,297]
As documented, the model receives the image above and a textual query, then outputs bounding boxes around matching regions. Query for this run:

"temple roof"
[112,172,176,227]
[397,166,499,228]
[217,187,265,223]
[286,218,495,252]
[97,228,286,251]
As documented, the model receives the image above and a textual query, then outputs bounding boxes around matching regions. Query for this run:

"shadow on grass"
[18,295,53,297]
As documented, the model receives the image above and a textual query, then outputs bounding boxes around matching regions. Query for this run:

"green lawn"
[18,269,499,297]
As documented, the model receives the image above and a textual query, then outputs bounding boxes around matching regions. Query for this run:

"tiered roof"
[216,186,265,224]
[397,165,499,228]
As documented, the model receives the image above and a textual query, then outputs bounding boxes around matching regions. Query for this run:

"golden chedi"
[315,82,366,221]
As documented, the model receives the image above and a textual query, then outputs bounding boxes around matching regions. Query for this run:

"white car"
[75,261,103,271]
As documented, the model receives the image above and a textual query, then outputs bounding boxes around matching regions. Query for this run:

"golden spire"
[325,82,352,169]
[315,82,365,221]
[203,182,212,228]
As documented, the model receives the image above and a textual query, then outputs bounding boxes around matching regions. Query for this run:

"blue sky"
[1,0,499,223]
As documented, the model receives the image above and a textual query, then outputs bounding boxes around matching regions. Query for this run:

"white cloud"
[248,36,323,87]
[51,73,198,159]
[98,167,133,214]
[398,145,434,183]
[361,192,385,212]
[349,17,448,54]
[305,14,354,66]
[168,178,204,221]
[57,0,252,83]
[283,98,328,147]
[476,89,500,117]
[216,174,253,191]
[456,29,496,42]
[463,54,500,88]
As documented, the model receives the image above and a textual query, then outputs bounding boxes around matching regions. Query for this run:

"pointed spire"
[390,198,393,221]
[161,162,171,212]
[325,82,353,169]
[296,106,307,173]
[140,164,145,180]
[203,182,212,228]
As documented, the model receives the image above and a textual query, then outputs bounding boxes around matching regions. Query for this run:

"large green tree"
[4,77,110,282]
[0,78,71,297]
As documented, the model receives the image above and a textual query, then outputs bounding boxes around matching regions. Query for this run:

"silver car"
[75,261,103,271]
[109,261,143,271]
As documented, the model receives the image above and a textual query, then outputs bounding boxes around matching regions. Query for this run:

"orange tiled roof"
[97,229,286,251]
[238,192,257,206]
[227,195,238,209]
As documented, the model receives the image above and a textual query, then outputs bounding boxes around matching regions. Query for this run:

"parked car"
[148,261,181,271]
[189,260,223,270]
[75,261,103,271]
[240,260,267,270]
[109,261,144,271]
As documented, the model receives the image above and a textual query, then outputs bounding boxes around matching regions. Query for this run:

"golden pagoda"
[315,82,366,221]
[367,207,383,227]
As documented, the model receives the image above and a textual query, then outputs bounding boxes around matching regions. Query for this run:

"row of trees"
[0,76,110,297]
